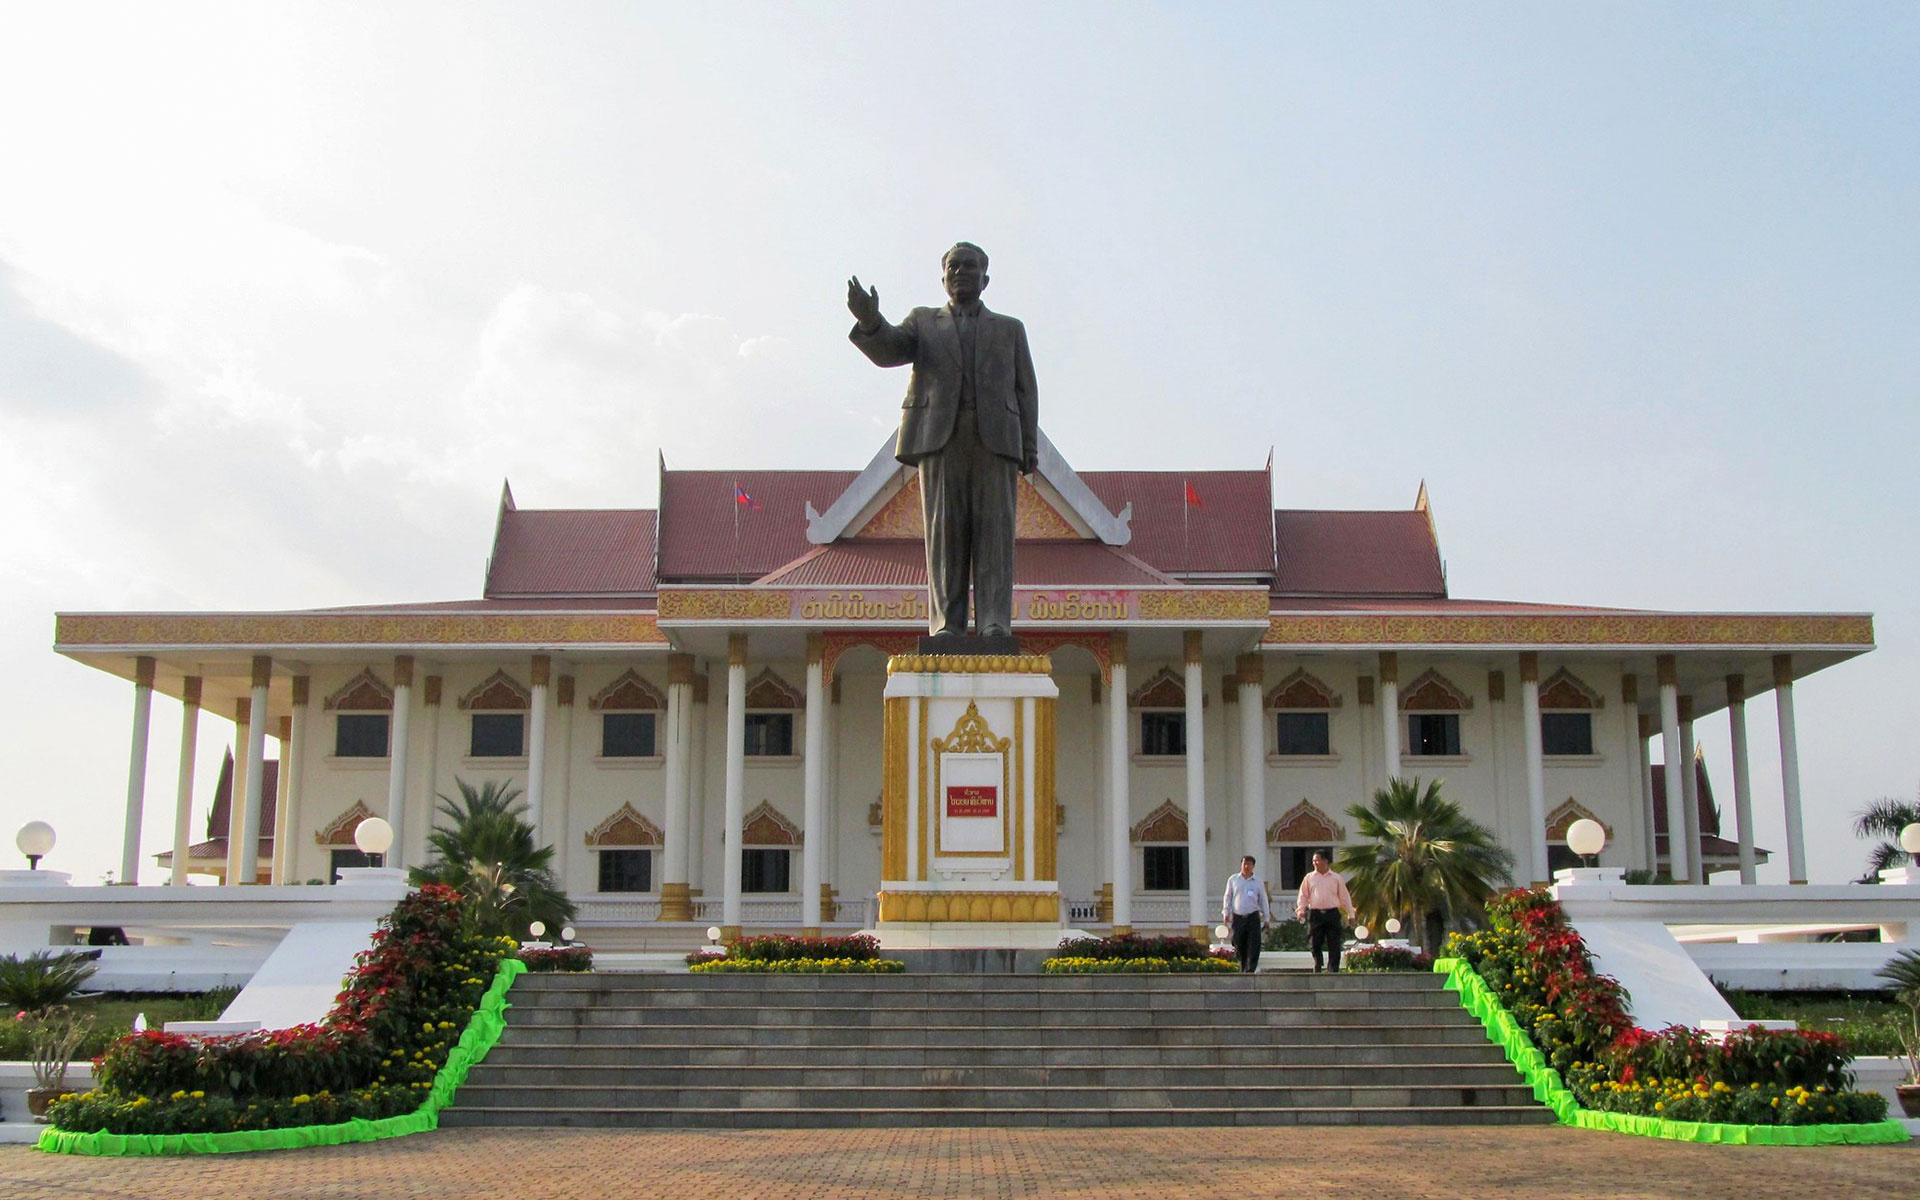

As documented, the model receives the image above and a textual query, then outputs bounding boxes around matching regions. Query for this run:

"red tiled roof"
[204,750,279,840]
[1079,471,1274,577]
[1272,510,1445,597]
[486,509,656,597]
[756,541,1178,588]
[656,470,858,582]
[1270,597,1643,614]
[1650,755,1723,837]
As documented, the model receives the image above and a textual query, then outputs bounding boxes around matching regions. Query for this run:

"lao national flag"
[1184,480,1203,508]
[734,484,760,511]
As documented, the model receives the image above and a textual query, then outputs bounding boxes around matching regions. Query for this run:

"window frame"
[1271,710,1332,758]
[743,711,797,759]
[469,711,527,759]
[599,710,660,760]
[1141,844,1190,892]
[1136,709,1187,759]
[741,846,792,893]
[333,712,391,759]
[1540,711,1597,758]
[1404,711,1464,758]
[596,847,654,893]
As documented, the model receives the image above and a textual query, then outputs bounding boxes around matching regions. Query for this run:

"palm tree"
[1335,777,1514,951]
[1853,789,1920,883]
[410,777,574,940]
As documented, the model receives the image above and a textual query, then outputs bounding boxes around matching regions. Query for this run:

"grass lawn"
[1720,988,1905,1056]
[0,989,239,1059]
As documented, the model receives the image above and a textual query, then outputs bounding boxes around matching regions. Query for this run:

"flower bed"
[1049,934,1212,962]
[1042,956,1237,974]
[515,945,593,973]
[1343,945,1434,973]
[1441,888,1903,1142]
[42,884,516,1142]
[690,958,906,974]
[685,933,906,973]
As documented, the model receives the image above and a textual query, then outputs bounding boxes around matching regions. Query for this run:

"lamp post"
[16,822,55,870]
[353,817,394,869]
[1566,818,1606,868]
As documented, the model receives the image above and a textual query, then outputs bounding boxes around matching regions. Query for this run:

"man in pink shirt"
[1294,851,1356,973]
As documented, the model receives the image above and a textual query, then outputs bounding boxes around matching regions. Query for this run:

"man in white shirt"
[1295,851,1356,973]
[1221,855,1273,974]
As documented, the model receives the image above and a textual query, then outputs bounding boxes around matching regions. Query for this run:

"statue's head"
[942,242,988,305]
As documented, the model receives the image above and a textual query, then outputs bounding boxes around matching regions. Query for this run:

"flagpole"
[1182,478,1190,575]
[733,479,742,585]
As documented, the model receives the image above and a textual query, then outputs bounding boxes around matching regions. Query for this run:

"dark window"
[1274,712,1330,756]
[334,713,390,758]
[329,848,372,882]
[1406,713,1462,756]
[1139,711,1186,756]
[470,712,525,757]
[1276,846,1320,891]
[1142,845,1189,891]
[742,848,790,893]
[597,848,652,892]
[1541,712,1594,756]
[744,713,795,757]
[1548,843,1584,874]
[602,712,657,758]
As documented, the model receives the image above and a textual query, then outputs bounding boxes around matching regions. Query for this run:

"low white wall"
[0,1060,95,1144]
[1687,942,1906,992]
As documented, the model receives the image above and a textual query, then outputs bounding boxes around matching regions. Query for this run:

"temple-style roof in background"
[658,469,857,582]
[757,541,1179,588]
[486,501,656,597]
[1272,510,1445,598]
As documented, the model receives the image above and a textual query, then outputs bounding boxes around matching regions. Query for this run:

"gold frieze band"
[877,891,1062,923]
[887,653,1054,676]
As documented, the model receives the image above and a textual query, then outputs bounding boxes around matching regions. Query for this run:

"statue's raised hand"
[847,276,882,329]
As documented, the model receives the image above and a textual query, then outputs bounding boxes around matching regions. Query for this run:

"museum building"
[55,431,1872,942]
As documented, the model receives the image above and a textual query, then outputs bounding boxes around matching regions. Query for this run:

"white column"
[169,676,202,886]
[119,656,157,886]
[661,653,694,921]
[526,655,551,840]
[689,671,709,897]
[420,676,442,867]
[225,697,251,886]
[1679,695,1702,882]
[1621,675,1652,874]
[271,716,292,883]
[1183,631,1208,940]
[1378,652,1400,783]
[386,656,414,871]
[722,633,748,939]
[236,655,272,886]
[1520,652,1548,886]
[284,676,311,883]
[1726,674,1757,885]
[1486,670,1509,848]
[802,636,826,935]
[1773,654,1807,883]
[1636,715,1657,876]
[553,675,575,884]
[1657,655,1689,883]
[1237,654,1265,863]
[1107,636,1133,935]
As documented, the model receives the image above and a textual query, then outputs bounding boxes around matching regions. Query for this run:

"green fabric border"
[36,957,528,1156]
[1431,956,1909,1145]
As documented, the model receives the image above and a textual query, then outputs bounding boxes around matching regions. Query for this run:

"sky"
[1,3,1915,887]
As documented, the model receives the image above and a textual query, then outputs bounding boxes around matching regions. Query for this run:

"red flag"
[734,483,761,511]
[1184,480,1203,508]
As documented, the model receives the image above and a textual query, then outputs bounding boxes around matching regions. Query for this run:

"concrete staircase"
[440,972,1551,1129]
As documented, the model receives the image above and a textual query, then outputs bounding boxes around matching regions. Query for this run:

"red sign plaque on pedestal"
[945,784,998,819]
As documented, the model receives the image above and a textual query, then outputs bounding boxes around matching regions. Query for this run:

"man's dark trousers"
[1307,908,1344,972]
[1231,912,1263,974]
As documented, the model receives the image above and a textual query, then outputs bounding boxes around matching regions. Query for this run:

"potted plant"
[20,1005,94,1119]
[1875,948,1920,1117]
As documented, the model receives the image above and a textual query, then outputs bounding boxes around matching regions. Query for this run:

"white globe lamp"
[560,926,576,944]
[1213,923,1230,943]
[1566,818,1607,866]
[1352,925,1369,942]
[1900,823,1920,857]
[16,821,55,870]
[353,817,395,867]
[706,926,723,945]
[1385,918,1402,936]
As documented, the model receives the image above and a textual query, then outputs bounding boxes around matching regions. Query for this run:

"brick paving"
[1,1125,1912,1199]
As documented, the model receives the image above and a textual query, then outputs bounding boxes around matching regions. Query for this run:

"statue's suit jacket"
[849,304,1038,468]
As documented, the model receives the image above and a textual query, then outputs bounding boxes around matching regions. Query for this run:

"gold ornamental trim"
[877,890,1062,923]
[56,611,666,648]
[1035,696,1057,880]
[887,653,1054,676]
[1263,612,1875,648]
[657,590,792,621]
[1136,591,1271,621]
[881,696,909,882]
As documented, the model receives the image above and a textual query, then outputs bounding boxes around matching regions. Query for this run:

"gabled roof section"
[805,430,1132,547]
[755,540,1178,588]
[485,503,658,597]
[1081,469,1274,577]
[1272,509,1446,598]
[658,469,857,582]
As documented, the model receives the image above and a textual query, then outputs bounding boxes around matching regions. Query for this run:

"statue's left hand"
[847,276,881,329]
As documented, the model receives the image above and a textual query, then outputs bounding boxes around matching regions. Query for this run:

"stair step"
[482,1042,1510,1068]
[439,1105,1556,1129]
[461,1063,1527,1088]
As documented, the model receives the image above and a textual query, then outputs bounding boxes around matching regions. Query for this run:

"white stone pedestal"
[875,653,1060,949]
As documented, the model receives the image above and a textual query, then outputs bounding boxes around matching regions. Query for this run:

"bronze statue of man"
[847,243,1038,647]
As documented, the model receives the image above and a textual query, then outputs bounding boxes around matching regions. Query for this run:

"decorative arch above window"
[324,670,393,712]
[1545,797,1612,841]
[1265,668,1342,710]
[1538,668,1605,710]
[460,671,531,711]
[589,670,666,712]
[744,669,804,710]
[584,802,663,847]
[1129,667,1186,709]
[741,801,803,846]
[314,800,376,846]
[1130,799,1189,844]
[1399,668,1473,711]
[1266,800,1345,845]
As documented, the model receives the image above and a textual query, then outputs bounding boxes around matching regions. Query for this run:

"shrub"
[684,949,726,968]
[1041,956,1237,974]
[1344,945,1434,972]
[1049,934,1209,963]
[0,950,99,1011]
[516,946,593,973]
[689,958,906,974]
[728,934,883,963]
[1261,919,1309,952]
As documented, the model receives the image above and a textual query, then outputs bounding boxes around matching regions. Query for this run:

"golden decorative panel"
[1035,698,1057,879]
[324,669,393,712]
[744,668,805,710]
[1262,612,1875,649]
[882,697,909,881]
[742,801,803,846]
[852,472,1082,541]
[460,670,531,711]
[1267,800,1344,845]
[56,611,664,647]
[1265,668,1341,710]
[1131,799,1188,845]
[656,590,793,621]
[857,473,925,539]
[1538,667,1605,710]
[1015,476,1082,540]
[588,669,666,711]
[584,803,663,847]
[1546,798,1611,841]
[822,632,920,684]
[876,890,1061,923]
[314,800,375,846]
[1129,666,1186,709]
[886,653,1054,676]
[1136,591,1271,622]
[1399,668,1472,712]
[933,701,1010,756]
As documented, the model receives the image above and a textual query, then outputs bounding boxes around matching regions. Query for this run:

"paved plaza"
[1,1125,1912,1199]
